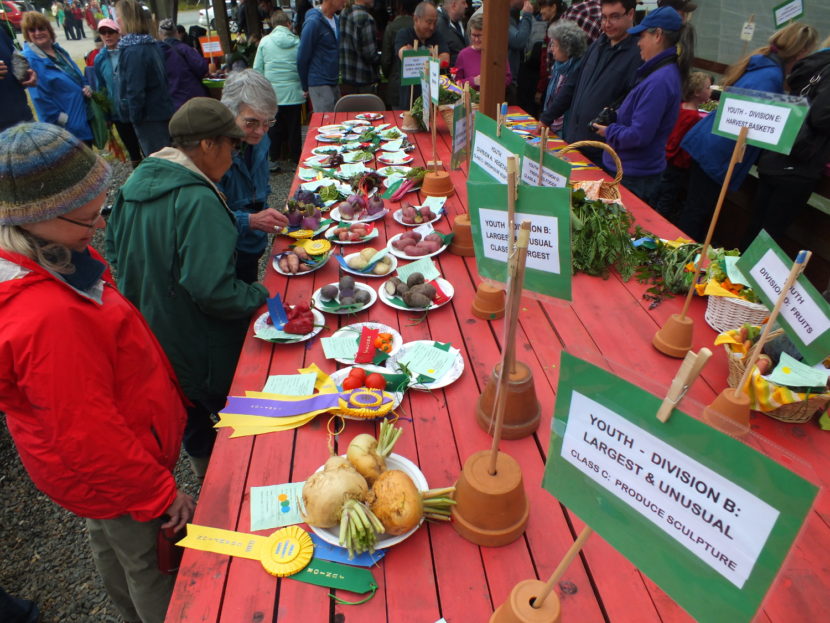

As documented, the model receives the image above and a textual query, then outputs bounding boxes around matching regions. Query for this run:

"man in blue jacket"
[297,0,346,112]
[540,0,641,164]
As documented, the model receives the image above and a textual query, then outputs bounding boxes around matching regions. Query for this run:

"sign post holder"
[703,250,811,434]
[653,126,748,358]
[449,83,476,256]
[491,350,713,622]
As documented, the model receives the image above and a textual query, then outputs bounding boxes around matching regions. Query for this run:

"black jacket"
[757,48,830,181]
[437,9,466,67]
[541,33,641,145]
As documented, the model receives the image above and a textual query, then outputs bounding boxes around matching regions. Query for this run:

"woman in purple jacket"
[592,6,693,206]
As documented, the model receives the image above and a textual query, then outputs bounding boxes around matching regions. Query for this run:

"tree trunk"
[245,1,261,39]
[212,0,233,59]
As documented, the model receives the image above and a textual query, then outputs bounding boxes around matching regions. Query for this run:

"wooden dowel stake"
[537,126,548,185]
[532,526,594,608]
[733,250,811,397]
[464,82,472,170]
[488,221,532,476]
[679,126,748,320]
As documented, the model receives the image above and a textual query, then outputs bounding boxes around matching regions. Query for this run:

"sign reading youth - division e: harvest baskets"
[544,352,818,623]
[712,86,808,155]
[400,49,432,86]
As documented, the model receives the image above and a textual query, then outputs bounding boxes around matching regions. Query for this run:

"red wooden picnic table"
[166,110,830,623]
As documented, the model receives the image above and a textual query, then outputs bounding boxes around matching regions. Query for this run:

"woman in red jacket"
[0,123,194,623]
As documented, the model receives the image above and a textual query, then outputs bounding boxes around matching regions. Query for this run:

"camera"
[589,106,617,131]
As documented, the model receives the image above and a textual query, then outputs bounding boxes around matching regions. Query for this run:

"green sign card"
[450,102,468,170]
[520,141,572,188]
[735,230,830,365]
[773,0,804,27]
[712,87,808,155]
[469,113,528,183]
[429,59,440,106]
[542,352,818,623]
[467,181,572,300]
[544,352,818,623]
[400,49,431,86]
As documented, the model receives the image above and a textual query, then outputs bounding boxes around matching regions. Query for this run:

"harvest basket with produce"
[696,248,769,333]
[561,141,622,202]
[715,324,830,423]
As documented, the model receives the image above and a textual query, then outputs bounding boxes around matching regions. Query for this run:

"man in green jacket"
[106,98,268,479]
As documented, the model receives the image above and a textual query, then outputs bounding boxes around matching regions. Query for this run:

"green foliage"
[570,189,638,280]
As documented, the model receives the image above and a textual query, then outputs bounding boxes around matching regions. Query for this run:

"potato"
[360,248,377,261]
[320,285,339,301]
[392,237,411,250]
[403,291,432,308]
[354,290,372,305]
[403,244,421,256]
[410,283,436,301]
[373,260,391,275]
[348,256,369,270]
[406,272,424,288]
[384,278,403,296]
[401,231,420,242]
[424,232,443,244]
[419,240,442,254]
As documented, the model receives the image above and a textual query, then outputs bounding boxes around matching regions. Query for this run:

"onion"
[301,456,368,528]
[366,194,384,215]
[347,420,402,485]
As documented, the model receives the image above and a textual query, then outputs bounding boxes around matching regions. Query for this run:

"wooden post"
[211,0,232,59]
[733,251,811,397]
[464,82,472,168]
[678,126,748,321]
[480,0,510,119]
[488,221,532,475]
[537,126,549,185]
[506,155,518,258]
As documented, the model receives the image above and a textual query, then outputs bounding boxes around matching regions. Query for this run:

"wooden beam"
[480,0,509,119]
[211,0,233,58]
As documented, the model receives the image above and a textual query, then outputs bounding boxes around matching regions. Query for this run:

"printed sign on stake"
[420,64,430,132]
[520,141,572,188]
[467,182,571,300]
[544,352,818,623]
[400,49,431,86]
[736,230,830,365]
[469,113,526,183]
[429,58,440,106]
[712,86,808,155]
[450,102,468,170]
[772,0,803,27]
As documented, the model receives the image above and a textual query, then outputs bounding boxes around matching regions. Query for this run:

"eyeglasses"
[470,32,483,40]
[243,118,276,129]
[28,25,49,33]
[57,209,104,230]
[98,29,117,35]
[600,12,629,22]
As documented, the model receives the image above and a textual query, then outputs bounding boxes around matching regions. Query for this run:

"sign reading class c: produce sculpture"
[544,352,818,623]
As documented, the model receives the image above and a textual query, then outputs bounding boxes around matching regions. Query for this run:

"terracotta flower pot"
[490,579,561,623]
[477,361,540,439]
[421,170,455,197]
[450,213,476,257]
[653,313,694,358]
[471,281,505,319]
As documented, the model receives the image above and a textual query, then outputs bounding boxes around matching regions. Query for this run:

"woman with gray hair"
[217,69,288,283]
[539,20,587,133]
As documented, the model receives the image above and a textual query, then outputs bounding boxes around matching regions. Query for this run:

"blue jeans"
[0,587,39,623]
[621,173,662,207]
[133,120,170,157]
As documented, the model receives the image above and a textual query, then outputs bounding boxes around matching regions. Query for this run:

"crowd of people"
[0,1,829,622]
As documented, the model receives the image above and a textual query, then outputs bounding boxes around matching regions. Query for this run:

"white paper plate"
[379,128,406,141]
[316,134,344,143]
[378,154,414,166]
[325,225,380,244]
[311,146,344,156]
[355,112,384,121]
[330,206,387,223]
[387,233,449,259]
[392,206,443,227]
[342,118,372,127]
[272,250,331,276]
[378,277,454,311]
[307,453,426,548]
[319,124,346,134]
[252,308,325,344]
[340,252,397,278]
[303,154,339,168]
[385,341,465,390]
[297,167,326,181]
[342,151,374,163]
[328,322,403,364]
[376,165,412,178]
[312,281,377,315]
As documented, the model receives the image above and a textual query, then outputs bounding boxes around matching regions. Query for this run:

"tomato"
[348,367,366,382]
[341,376,363,391]
[364,373,387,390]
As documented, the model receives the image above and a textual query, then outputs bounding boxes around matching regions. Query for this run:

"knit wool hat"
[168,97,245,143]
[0,123,111,227]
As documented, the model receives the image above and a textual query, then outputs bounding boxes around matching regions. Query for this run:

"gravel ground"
[0,156,296,622]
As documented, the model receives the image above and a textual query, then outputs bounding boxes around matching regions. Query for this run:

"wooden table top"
[166,110,830,623]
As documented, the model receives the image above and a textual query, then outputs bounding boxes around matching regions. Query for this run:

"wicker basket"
[559,140,622,202]
[439,105,455,135]
[705,294,769,334]
[724,329,829,423]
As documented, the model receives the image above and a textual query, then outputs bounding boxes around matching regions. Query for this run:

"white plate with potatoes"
[387,232,448,259]
[340,249,397,278]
